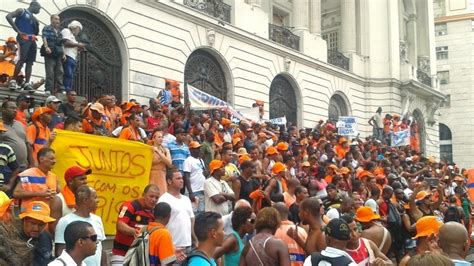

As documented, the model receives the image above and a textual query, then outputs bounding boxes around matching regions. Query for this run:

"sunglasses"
[81,234,98,242]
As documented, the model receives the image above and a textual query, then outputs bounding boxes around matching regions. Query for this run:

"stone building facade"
[433,0,474,167]
[1,0,445,156]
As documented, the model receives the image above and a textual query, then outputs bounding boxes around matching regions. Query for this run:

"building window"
[322,30,339,51]
[440,94,450,108]
[435,23,447,36]
[438,71,449,84]
[436,46,448,60]
[439,123,453,163]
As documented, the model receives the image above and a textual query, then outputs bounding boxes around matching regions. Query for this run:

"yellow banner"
[51,129,153,235]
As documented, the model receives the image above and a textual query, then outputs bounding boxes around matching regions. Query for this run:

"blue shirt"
[168,140,190,172]
[159,89,172,105]
[0,143,19,186]
[15,9,35,35]
[188,256,217,266]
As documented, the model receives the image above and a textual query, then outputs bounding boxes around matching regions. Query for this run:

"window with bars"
[322,31,339,51]
[436,46,449,60]
[438,71,449,84]
[435,23,447,36]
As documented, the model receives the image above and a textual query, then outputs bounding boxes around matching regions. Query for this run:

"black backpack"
[310,252,353,265]
[181,250,212,266]
[444,206,462,223]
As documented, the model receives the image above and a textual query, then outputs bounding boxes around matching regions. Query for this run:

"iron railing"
[416,69,432,87]
[327,50,350,71]
[183,0,231,23]
[268,24,300,51]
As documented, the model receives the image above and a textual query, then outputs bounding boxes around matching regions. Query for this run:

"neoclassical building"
[1,0,445,156]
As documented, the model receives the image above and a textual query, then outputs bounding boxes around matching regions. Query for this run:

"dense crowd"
[0,1,473,266]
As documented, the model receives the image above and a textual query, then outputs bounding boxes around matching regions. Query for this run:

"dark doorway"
[328,94,349,122]
[269,75,297,126]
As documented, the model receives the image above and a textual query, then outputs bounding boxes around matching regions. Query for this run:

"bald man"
[438,222,470,265]
[223,199,251,236]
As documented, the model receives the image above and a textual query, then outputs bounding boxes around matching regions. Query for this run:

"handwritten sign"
[336,116,358,136]
[391,129,410,147]
[269,116,287,125]
[51,130,153,235]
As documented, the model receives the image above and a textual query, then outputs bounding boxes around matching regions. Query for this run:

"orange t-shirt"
[82,117,111,135]
[18,167,57,211]
[26,122,51,162]
[147,222,176,266]
[335,145,349,160]
[119,126,141,141]
[171,87,181,103]
[274,221,307,266]
[16,109,27,127]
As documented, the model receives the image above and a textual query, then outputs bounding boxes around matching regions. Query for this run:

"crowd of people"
[0,1,473,266]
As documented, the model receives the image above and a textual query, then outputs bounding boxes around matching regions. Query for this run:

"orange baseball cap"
[415,191,431,201]
[339,167,350,175]
[123,101,139,111]
[237,147,248,156]
[412,216,443,239]
[31,107,54,121]
[355,206,380,223]
[19,201,55,223]
[221,118,231,126]
[232,137,242,146]
[239,154,251,165]
[276,142,289,151]
[0,192,12,218]
[338,137,347,144]
[188,141,201,149]
[90,102,105,115]
[266,146,278,155]
[272,162,287,175]
[328,164,338,170]
[209,160,224,174]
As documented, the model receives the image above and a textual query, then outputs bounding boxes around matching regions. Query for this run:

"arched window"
[269,75,297,126]
[439,123,453,163]
[328,94,349,122]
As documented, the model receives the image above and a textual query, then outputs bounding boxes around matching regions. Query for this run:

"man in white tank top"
[49,166,90,234]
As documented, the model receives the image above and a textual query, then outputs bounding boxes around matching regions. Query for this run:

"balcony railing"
[268,24,300,51]
[183,0,231,23]
[327,50,350,71]
[416,69,432,87]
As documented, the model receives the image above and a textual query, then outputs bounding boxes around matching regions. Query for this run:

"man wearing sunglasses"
[49,221,97,266]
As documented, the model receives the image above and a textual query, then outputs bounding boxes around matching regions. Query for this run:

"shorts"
[17,36,37,64]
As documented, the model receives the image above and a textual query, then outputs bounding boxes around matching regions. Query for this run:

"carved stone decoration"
[283,57,291,72]
[206,28,216,47]
[417,56,430,73]
[86,0,98,7]
[426,98,442,126]
[60,10,122,101]
[400,87,414,117]
[183,0,231,23]
[400,40,408,63]
[328,94,349,122]
[269,75,297,126]
[184,50,228,101]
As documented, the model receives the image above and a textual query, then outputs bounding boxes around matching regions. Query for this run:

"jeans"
[44,56,64,92]
[62,55,76,92]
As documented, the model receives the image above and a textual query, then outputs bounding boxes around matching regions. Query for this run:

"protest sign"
[336,116,358,136]
[391,129,411,147]
[269,116,287,125]
[51,130,153,235]
[187,84,228,110]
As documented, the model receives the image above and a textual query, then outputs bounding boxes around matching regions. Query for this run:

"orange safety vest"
[18,167,57,211]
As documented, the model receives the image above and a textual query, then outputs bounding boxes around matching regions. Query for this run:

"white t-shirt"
[326,208,340,221]
[61,28,79,59]
[204,177,234,215]
[111,126,147,139]
[364,198,379,215]
[55,213,106,266]
[158,192,194,247]
[48,250,86,266]
[183,156,206,192]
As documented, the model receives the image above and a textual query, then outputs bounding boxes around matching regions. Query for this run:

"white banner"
[337,116,358,136]
[233,107,260,122]
[187,84,229,110]
[391,129,411,147]
[269,116,287,125]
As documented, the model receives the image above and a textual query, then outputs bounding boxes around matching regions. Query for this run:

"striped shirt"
[168,140,190,172]
[0,143,19,185]
[159,89,172,105]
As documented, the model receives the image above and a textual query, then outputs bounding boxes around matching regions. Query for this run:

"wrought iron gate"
[269,75,297,126]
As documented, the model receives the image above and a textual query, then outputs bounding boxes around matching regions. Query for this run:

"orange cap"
[31,107,54,121]
[339,137,347,144]
[0,192,12,218]
[18,201,55,223]
[221,118,231,126]
[90,102,105,115]
[6,37,16,44]
[339,167,350,174]
[415,191,432,201]
[272,162,287,175]
[237,147,248,156]
[232,137,242,146]
[266,146,278,155]
[276,142,289,151]
[123,101,139,111]
[328,164,338,170]
[189,141,201,149]
[412,216,443,239]
[239,155,251,165]
[209,160,224,175]
[354,206,380,223]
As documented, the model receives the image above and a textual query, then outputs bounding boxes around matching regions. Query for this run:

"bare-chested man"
[354,206,392,254]
[438,222,471,265]
[297,197,326,253]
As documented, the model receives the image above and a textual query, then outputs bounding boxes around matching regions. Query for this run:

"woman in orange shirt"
[119,113,143,142]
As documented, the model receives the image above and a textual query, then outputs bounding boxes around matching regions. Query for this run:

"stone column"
[310,0,321,36]
[340,0,357,53]
[292,0,309,31]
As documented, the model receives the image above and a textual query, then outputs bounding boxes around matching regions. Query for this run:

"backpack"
[123,226,160,266]
[181,250,212,266]
[310,252,353,265]
[444,206,462,223]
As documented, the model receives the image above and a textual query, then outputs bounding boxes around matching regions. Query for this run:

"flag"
[391,129,410,146]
